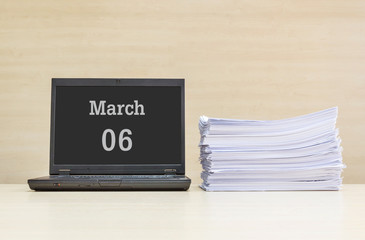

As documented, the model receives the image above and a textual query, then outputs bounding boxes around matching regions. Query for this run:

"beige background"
[0,0,364,184]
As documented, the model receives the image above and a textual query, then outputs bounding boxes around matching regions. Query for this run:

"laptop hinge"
[59,169,71,175]
[164,169,177,175]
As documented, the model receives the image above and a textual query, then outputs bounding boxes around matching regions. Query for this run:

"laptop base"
[28,175,191,191]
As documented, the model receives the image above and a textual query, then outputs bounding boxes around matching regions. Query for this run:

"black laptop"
[28,78,191,191]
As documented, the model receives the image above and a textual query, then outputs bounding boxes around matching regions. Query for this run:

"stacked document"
[199,107,345,191]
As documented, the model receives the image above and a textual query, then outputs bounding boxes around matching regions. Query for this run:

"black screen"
[54,86,181,165]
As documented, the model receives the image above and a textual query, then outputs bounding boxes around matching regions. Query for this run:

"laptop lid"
[50,78,185,175]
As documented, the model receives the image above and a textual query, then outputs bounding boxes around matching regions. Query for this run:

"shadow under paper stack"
[199,107,345,191]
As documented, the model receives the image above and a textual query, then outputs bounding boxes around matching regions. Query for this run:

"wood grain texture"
[0,0,364,183]
[0,184,365,239]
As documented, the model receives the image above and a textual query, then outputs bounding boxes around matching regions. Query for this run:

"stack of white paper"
[199,107,345,191]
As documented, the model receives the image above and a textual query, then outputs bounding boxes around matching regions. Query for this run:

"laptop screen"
[50,79,184,174]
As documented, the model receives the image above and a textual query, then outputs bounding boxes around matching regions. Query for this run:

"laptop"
[28,78,191,191]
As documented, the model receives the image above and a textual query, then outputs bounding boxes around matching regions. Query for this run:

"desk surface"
[0,184,364,240]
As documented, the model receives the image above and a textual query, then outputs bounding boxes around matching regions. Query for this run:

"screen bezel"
[50,78,185,175]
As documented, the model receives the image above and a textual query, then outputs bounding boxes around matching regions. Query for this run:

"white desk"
[0,184,364,239]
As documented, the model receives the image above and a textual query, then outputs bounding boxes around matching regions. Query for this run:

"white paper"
[199,107,345,191]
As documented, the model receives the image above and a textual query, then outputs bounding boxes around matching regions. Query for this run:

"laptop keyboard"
[55,175,182,179]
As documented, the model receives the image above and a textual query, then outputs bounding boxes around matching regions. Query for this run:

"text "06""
[102,129,132,151]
